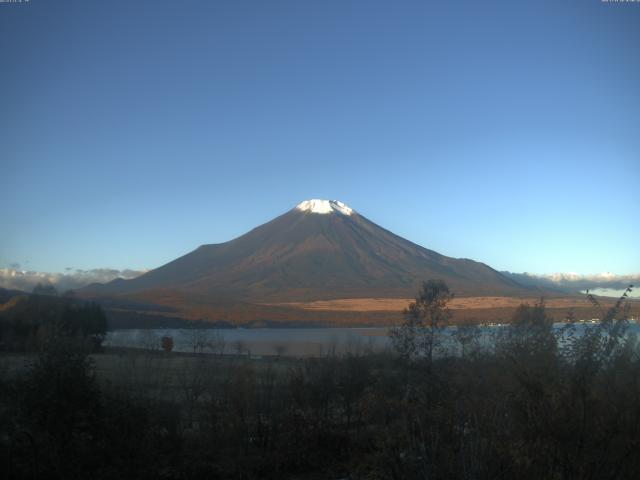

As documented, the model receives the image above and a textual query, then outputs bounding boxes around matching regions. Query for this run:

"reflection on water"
[104,322,640,357]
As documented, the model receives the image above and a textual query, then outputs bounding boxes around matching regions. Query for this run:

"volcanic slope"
[85,199,530,303]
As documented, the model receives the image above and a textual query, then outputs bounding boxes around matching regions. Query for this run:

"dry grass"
[264,296,611,312]
[104,292,640,326]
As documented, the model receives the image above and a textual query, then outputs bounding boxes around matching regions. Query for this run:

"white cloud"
[522,272,638,286]
[0,268,146,293]
[503,271,640,297]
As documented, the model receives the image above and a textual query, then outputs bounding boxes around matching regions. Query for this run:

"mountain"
[0,287,26,305]
[85,199,529,301]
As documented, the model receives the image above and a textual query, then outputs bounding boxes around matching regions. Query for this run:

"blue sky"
[1,0,639,276]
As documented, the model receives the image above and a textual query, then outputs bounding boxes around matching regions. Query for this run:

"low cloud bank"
[0,268,146,293]
[1,267,637,298]
[503,272,640,296]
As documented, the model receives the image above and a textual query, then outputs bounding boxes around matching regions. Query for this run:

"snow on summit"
[296,199,354,215]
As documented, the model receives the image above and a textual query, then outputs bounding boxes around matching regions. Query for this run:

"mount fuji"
[82,199,535,325]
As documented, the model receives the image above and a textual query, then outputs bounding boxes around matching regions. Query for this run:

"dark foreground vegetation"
[0,289,107,352]
[1,283,639,479]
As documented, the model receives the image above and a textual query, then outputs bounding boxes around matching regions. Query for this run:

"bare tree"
[185,329,207,354]
[177,357,209,428]
[206,330,226,356]
[234,339,248,357]
[453,321,481,358]
[273,344,287,358]
[139,329,160,352]
[344,333,364,357]
[390,279,453,364]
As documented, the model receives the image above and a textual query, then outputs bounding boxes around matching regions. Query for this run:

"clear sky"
[1,0,639,276]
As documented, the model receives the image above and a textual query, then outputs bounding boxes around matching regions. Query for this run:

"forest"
[0,283,638,479]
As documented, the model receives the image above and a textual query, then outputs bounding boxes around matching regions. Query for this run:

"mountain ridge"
[83,200,531,303]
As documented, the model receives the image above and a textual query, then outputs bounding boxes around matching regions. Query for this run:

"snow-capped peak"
[296,199,354,215]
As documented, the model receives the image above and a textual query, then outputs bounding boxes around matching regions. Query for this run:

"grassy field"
[1,349,294,388]
[263,295,640,325]
[119,294,640,326]
[3,305,640,480]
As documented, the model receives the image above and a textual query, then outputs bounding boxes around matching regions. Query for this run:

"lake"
[104,322,640,357]
[105,327,392,356]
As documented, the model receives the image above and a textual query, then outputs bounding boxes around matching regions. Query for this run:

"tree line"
[0,290,107,352]
[0,280,638,479]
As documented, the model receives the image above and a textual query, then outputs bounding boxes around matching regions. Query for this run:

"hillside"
[80,199,547,325]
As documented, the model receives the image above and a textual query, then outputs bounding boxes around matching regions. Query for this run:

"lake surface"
[105,327,392,356]
[104,322,640,357]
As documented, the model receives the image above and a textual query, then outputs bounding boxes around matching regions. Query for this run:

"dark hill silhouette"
[0,287,25,304]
